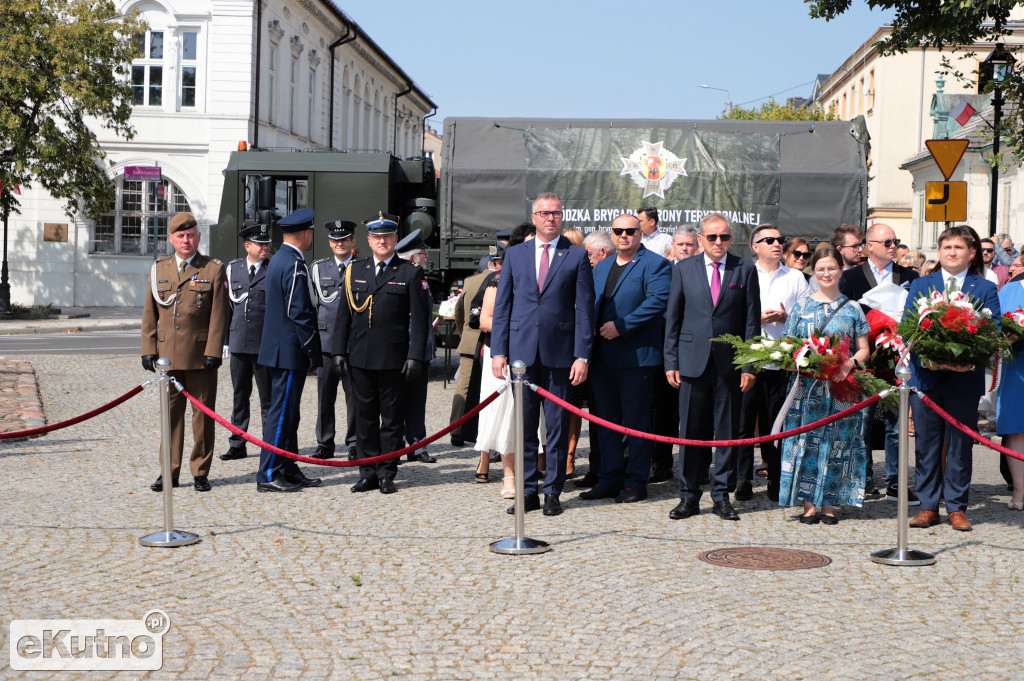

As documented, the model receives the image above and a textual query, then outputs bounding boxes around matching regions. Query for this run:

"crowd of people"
[140,201,1024,530]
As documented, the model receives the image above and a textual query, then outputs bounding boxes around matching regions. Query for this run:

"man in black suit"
[221,223,271,462]
[663,213,760,521]
[839,222,919,503]
[331,212,430,495]
[309,220,358,461]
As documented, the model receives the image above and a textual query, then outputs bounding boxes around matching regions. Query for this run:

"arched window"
[92,173,192,256]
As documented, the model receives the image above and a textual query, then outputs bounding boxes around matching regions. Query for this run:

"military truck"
[212,116,870,290]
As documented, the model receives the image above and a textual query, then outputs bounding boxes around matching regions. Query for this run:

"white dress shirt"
[534,234,558,279]
[175,254,196,272]
[703,253,726,290]
[755,261,811,338]
[941,267,968,292]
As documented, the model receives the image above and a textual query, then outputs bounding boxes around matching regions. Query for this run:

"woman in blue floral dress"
[779,248,871,524]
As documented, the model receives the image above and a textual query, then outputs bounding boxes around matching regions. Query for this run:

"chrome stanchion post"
[871,364,934,566]
[490,360,550,555]
[139,358,201,548]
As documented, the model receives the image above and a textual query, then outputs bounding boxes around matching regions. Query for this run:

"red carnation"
[921,318,934,330]
[967,323,978,334]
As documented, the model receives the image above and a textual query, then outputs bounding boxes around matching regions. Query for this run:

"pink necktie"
[538,243,550,291]
[711,261,721,305]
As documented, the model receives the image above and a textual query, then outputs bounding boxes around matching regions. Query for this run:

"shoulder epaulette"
[229,257,244,266]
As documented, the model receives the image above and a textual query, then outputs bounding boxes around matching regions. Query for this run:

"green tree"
[0,0,146,220]
[722,98,838,121]
[806,0,1024,163]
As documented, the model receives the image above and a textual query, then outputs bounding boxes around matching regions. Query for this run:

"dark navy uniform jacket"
[258,243,321,370]
[309,256,349,355]
[226,257,268,355]
[332,256,429,371]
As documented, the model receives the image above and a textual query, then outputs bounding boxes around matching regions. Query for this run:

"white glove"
[222,345,230,360]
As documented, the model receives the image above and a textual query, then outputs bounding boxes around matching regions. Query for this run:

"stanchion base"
[870,548,936,566]
[139,530,202,548]
[489,537,551,555]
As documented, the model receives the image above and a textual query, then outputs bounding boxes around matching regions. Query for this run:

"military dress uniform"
[222,224,272,460]
[256,209,323,491]
[332,213,430,492]
[141,216,229,489]
[310,220,358,460]
[397,229,438,463]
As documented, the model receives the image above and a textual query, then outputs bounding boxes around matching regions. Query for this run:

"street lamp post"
[981,43,1017,238]
[0,151,12,319]
[699,84,734,116]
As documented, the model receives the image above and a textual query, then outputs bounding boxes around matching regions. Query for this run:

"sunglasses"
[868,238,901,248]
[982,247,995,253]
[840,242,866,249]
[703,233,732,242]
[791,250,811,259]
[754,236,786,246]
[611,227,639,236]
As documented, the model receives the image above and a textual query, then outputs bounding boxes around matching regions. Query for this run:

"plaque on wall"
[44,223,68,242]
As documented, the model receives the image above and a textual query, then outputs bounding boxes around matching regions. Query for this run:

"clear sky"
[336,0,895,124]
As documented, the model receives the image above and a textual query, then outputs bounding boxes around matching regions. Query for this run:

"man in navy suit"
[578,214,670,504]
[491,192,595,516]
[664,213,761,521]
[256,208,323,493]
[904,225,1000,531]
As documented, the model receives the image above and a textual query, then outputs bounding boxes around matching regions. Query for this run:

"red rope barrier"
[179,386,504,467]
[0,384,147,440]
[531,384,881,447]
[915,391,1024,462]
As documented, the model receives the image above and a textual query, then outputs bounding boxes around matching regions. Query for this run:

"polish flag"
[0,182,21,195]
[949,97,977,127]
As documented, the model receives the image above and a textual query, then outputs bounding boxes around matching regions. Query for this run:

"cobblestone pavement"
[2,351,1023,680]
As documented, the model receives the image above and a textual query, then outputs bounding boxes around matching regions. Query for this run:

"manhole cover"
[698,547,832,570]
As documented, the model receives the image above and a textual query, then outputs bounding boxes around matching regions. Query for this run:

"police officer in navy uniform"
[395,228,438,464]
[256,208,323,493]
[309,220,359,461]
[221,222,272,461]
[331,212,430,494]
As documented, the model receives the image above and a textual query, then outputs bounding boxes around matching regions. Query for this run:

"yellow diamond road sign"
[925,181,967,222]
[925,139,970,180]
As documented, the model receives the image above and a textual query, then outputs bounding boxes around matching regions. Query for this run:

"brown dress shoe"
[948,510,972,531]
[909,509,941,528]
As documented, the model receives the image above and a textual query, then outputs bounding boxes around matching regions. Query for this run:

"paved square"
[2,352,1023,679]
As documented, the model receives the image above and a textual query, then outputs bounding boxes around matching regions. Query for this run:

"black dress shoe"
[193,475,211,492]
[451,437,465,447]
[542,493,563,516]
[819,513,839,525]
[406,451,437,463]
[347,447,358,461]
[150,476,179,492]
[379,479,397,494]
[350,477,379,493]
[310,445,334,460]
[669,499,700,519]
[649,465,673,484]
[712,499,740,521]
[615,488,648,503]
[573,471,599,488]
[579,484,620,501]
[734,480,753,501]
[219,448,247,461]
[257,478,303,493]
[799,513,820,524]
[507,493,541,514]
[283,470,322,487]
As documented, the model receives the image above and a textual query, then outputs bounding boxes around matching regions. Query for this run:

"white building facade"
[7,0,435,307]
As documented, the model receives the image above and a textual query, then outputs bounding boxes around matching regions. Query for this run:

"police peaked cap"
[363,211,399,234]
[239,222,272,243]
[396,229,427,253]
[278,208,316,232]
[325,220,357,240]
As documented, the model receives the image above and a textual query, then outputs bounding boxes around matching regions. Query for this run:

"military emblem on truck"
[619,140,687,199]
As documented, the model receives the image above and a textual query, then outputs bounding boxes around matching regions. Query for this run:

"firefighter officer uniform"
[331,212,430,494]
[141,211,229,492]
[309,219,359,461]
[220,222,272,461]
[256,208,324,493]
